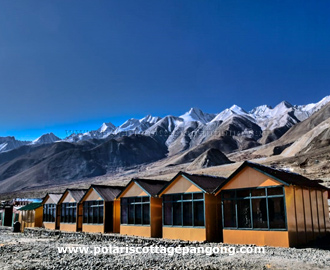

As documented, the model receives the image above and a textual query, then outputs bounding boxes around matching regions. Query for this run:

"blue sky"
[1,0,330,140]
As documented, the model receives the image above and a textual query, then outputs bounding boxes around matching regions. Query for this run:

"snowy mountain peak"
[180,107,215,124]
[249,105,272,115]
[275,100,293,109]
[98,122,116,133]
[32,133,61,145]
[140,115,161,124]
[229,104,247,115]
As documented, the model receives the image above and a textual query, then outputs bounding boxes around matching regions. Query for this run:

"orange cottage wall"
[60,223,77,232]
[286,186,329,247]
[221,167,291,247]
[82,224,104,233]
[43,222,57,230]
[120,225,151,237]
[113,199,120,233]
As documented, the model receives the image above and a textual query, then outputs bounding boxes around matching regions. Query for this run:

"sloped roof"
[158,171,227,195]
[215,161,328,193]
[133,179,169,196]
[18,202,42,211]
[59,189,88,204]
[84,185,124,202]
[42,193,63,204]
[180,172,227,193]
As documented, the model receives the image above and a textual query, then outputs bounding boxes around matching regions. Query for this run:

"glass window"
[163,192,205,227]
[222,187,286,230]
[173,202,182,225]
[143,204,150,224]
[183,194,192,200]
[237,189,250,198]
[121,196,150,225]
[82,201,104,224]
[252,198,267,228]
[267,187,284,196]
[268,197,286,229]
[222,190,235,199]
[43,204,56,222]
[193,201,204,226]
[135,204,142,224]
[237,199,251,228]
[164,202,172,225]
[223,200,236,227]
[183,201,192,226]
[121,204,128,224]
[251,188,265,197]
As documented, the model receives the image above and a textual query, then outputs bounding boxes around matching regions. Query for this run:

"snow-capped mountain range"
[1,96,330,154]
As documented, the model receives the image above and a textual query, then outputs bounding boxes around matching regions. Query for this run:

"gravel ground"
[0,227,329,270]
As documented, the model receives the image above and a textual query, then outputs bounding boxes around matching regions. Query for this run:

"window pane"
[223,200,236,227]
[83,203,88,223]
[193,193,203,200]
[267,187,284,196]
[142,197,149,202]
[163,195,172,202]
[251,188,265,197]
[135,204,142,224]
[128,203,134,224]
[88,202,93,224]
[99,205,103,224]
[222,190,235,199]
[73,206,76,223]
[183,201,192,226]
[237,199,251,228]
[268,197,286,229]
[193,201,204,226]
[172,194,181,201]
[237,189,250,198]
[164,202,172,225]
[93,204,98,224]
[173,202,182,225]
[135,197,142,203]
[252,198,268,228]
[121,198,128,205]
[61,205,65,222]
[66,204,69,223]
[183,194,192,200]
[143,204,150,225]
[121,204,128,224]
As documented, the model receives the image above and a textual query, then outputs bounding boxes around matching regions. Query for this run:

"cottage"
[18,203,43,231]
[117,179,168,238]
[42,193,62,230]
[0,203,13,227]
[215,161,330,247]
[80,185,124,233]
[158,172,226,242]
[58,189,87,232]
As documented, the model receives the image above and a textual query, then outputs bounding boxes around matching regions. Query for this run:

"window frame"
[120,196,150,226]
[162,192,205,228]
[82,200,104,225]
[43,204,57,223]
[221,186,287,231]
[61,202,77,224]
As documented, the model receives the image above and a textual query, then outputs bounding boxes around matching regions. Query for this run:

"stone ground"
[0,227,329,270]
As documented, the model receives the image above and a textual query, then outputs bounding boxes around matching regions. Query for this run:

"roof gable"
[117,179,168,198]
[42,193,62,205]
[214,161,328,194]
[59,189,88,204]
[158,171,226,196]
[80,185,124,202]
